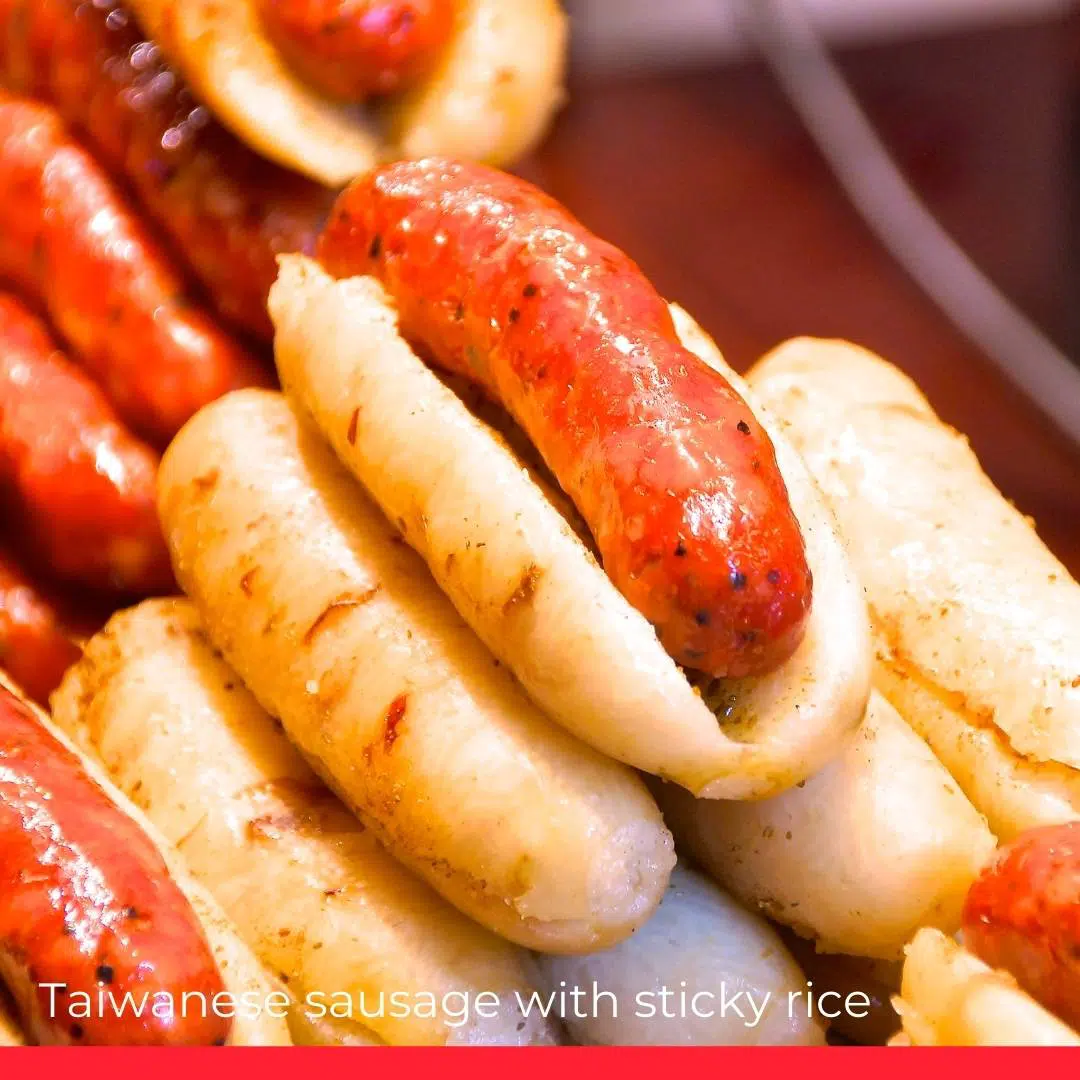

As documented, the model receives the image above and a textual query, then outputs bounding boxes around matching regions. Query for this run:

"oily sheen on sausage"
[0,0,332,340]
[0,683,229,1045]
[0,293,171,593]
[317,158,812,678]
[963,822,1080,1032]
[256,0,454,99]
[0,546,82,704]
[0,94,266,445]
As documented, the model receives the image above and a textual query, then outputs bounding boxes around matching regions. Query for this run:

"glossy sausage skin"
[0,94,267,445]
[0,293,173,594]
[0,549,81,705]
[257,0,455,100]
[319,159,812,677]
[0,684,230,1045]
[0,0,333,340]
[963,822,1080,1031]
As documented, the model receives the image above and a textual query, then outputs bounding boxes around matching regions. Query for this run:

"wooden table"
[519,17,1080,574]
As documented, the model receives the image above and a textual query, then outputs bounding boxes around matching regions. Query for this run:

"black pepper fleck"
[368,234,382,259]
[730,571,747,590]
[767,569,781,585]
[70,1024,84,1040]
[737,420,751,435]
[96,964,114,985]
[694,610,711,626]
[674,539,687,557]
[522,283,538,297]
[508,307,520,323]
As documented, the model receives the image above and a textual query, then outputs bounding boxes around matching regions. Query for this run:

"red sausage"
[0,548,82,706]
[963,821,1080,1031]
[0,93,268,445]
[0,0,333,341]
[0,684,231,1045]
[0,292,173,594]
[257,0,455,100]
[319,159,812,677]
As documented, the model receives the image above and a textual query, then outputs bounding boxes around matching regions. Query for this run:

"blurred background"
[517,0,1080,572]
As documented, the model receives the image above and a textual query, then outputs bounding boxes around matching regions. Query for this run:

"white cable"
[734,0,1080,443]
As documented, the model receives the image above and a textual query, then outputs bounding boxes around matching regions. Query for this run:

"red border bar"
[0,1046,1070,1074]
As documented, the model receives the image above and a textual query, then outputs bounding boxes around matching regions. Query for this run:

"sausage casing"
[256,0,455,99]
[0,0,332,340]
[963,822,1080,1032]
[0,546,82,704]
[0,93,267,444]
[319,158,812,678]
[0,293,172,594]
[0,682,230,1045]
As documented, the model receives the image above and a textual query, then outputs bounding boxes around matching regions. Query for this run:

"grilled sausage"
[318,158,812,678]
[0,547,82,705]
[0,293,172,594]
[256,0,455,100]
[0,682,230,1045]
[895,927,1080,1046]
[963,822,1080,1032]
[0,0,333,340]
[0,94,267,444]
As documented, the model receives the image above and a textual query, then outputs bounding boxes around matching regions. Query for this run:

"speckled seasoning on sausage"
[319,158,812,677]
[0,548,82,705]
[0,684,231,1045]
[963,821,1080,1031]
[0,292,173,595]
[0,0,332,340]
[0,93,268,445]
[256,0,455,100]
